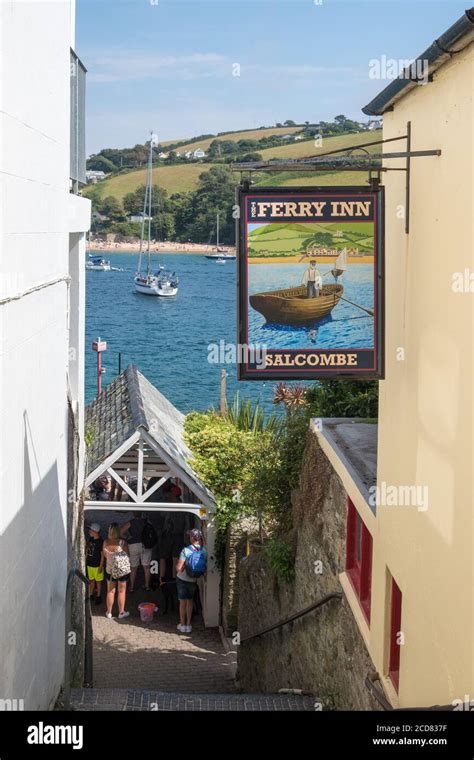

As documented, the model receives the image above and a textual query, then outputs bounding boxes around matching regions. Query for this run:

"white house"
[0,0,90,709]
[129,214,152,224]
[86,169,106,183]
[185,148,207,159]
[158,152,169,159]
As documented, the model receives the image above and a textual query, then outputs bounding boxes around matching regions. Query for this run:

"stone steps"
[71,688,316,712]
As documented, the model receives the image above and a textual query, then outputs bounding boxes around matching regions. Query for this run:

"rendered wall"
[372,43,473,706]
[0,0,89,709]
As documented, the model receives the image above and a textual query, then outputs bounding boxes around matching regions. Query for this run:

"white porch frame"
[84,427,220,627]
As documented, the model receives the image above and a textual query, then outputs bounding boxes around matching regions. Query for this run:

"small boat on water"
[206,214,236,260]
[250,283,344,325]
[134,133,179,297]
[86,256,111,271]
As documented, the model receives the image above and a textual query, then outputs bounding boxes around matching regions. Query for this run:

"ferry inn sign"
[237,186,384,380]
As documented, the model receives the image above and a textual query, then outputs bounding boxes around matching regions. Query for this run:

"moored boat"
[134,133,179,298]
[205,213,236,259]
[86,256,111,271]
[250,283,343,325]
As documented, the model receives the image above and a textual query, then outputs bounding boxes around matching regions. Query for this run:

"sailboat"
[330,248,348,280]
[205,214,236,260]
[134,133,179,297]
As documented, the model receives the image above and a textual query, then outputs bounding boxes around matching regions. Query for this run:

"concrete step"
[71,688,316,711]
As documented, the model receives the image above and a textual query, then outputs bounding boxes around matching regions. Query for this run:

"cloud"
[87,51,228,83]
[86,48,365,86]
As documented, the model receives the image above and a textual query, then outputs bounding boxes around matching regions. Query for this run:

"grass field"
[84,163,220,201]
[86,130,383,201]
[163,125,303,154]
[248,222,374,257]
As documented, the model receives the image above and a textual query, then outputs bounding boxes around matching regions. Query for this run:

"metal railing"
[70,49,87,192]
[64,567,93,710]
[240,591,343,644]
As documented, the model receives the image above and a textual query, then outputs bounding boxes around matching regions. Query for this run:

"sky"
[76,0,468,155]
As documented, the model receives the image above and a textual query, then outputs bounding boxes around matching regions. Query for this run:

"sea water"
[86,253,375,414]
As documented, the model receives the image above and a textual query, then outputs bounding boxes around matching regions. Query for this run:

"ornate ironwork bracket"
[232,122,441,234]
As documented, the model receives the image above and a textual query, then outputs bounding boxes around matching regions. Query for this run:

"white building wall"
[0,0,90,709]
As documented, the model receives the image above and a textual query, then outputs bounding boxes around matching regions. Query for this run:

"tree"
[86,155,116,173]
[99,196,125,222]
[239,153,262,163]
[185,166,236,244]
[302,231,334,249]
[284,119,296,126]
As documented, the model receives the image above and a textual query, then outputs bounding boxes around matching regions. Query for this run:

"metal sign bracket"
[233,121,440,234]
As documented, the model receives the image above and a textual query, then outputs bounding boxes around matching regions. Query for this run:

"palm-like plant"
[224,392,282,434]
[273,382,307,409]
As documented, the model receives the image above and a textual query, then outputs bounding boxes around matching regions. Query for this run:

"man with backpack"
[120,512,158,592]
[175,528,207,634]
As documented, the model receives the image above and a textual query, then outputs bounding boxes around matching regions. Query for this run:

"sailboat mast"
[216,213,219,251]
[146,134,154,274]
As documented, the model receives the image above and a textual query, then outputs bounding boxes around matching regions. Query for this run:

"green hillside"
[85,163,219,202]
[248,221,374,258]
[85,130,382,201]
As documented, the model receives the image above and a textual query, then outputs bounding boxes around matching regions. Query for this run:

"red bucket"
[138,602,155,623]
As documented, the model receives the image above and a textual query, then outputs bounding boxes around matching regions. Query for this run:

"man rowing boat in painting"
[302,260,322,298]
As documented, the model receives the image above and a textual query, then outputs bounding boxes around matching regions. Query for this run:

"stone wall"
[221,517,259,637]
[236,431,381,710]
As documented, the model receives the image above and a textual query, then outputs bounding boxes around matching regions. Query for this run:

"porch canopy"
[84,364,216,519]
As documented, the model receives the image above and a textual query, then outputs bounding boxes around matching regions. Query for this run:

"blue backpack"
[185,545,207,578]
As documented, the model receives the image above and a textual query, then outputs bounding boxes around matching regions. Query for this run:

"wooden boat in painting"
[250,283,343,325]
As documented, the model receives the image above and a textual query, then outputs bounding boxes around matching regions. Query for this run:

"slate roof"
[85,364,216,507]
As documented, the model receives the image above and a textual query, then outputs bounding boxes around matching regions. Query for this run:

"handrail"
[240,591,342,644]
[365,672,454,712]
[64,568,93,710]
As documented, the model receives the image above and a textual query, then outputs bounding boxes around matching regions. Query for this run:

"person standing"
[302,260,322,298]
[175,528,207,635]
[86,522,104,605]
[102,523,131,620]
[120,512,156,592]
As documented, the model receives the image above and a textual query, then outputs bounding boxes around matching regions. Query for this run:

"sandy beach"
[90,240,236,255]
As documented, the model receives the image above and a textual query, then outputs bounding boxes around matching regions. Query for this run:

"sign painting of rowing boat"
[237,186,384,380]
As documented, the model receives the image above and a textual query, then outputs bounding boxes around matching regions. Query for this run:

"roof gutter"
[362,8,474,115]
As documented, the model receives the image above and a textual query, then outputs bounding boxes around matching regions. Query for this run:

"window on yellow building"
[388,577,403,693]
[345,498,373,623]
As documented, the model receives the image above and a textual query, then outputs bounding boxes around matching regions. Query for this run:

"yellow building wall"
[370,43,473,707]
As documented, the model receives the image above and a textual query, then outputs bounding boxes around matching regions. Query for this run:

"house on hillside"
[184,148,207,159]
[0,0,90,709]
[86,169,107,183]
[129,213,152,223]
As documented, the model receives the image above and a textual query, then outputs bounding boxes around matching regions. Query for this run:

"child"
[86,522,104,604]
